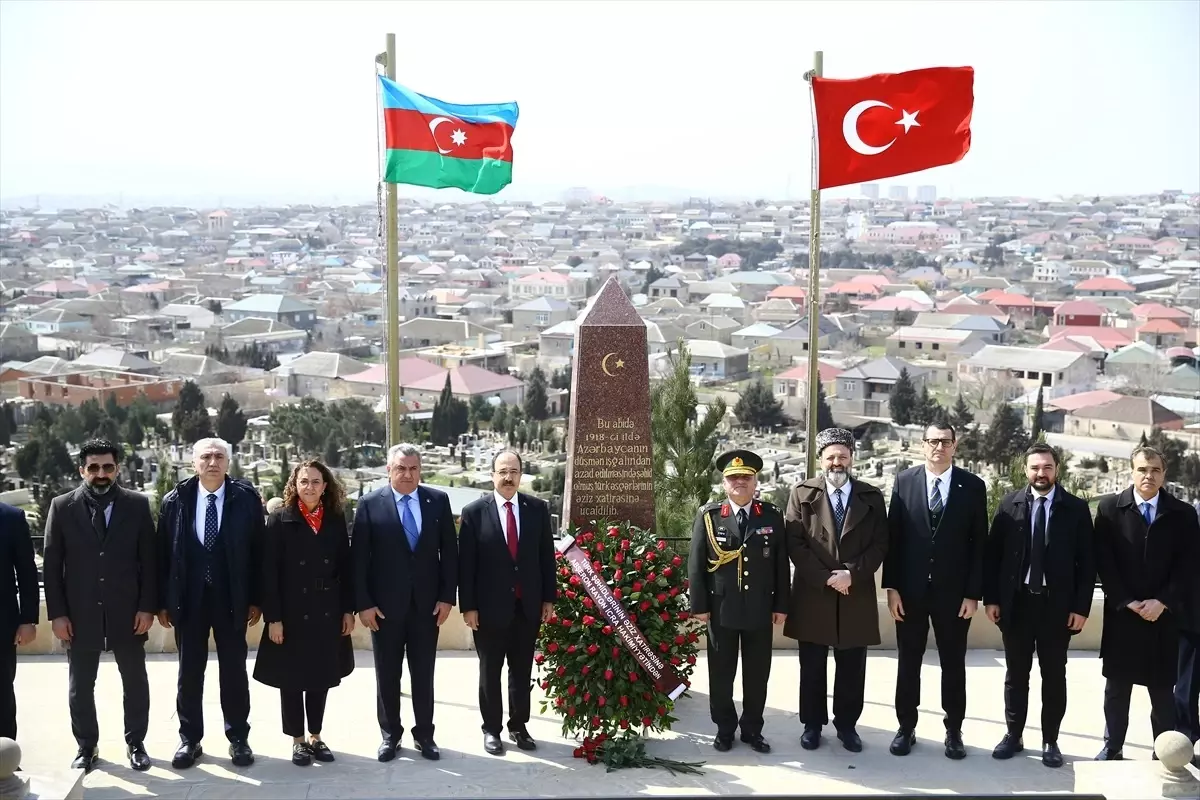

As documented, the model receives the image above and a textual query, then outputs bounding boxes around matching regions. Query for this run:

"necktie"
[830,489,849,537]
[400,495,420,551]
[736,508,748,540]
[203,494,218,585]
[930,477,944,515]
[1141,502,1153,526]
[505,501,521,598]
[1029,496,1046,591]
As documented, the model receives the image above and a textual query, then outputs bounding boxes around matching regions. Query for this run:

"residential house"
[683,340,750,381]
[509,271,589,304]
[833,356,929,420]
[224,294,318,330]
[959,346,1094,400]
[1132,302,1191,326]
[1136,319,1186,349]
[773,360,843,419]
[942,260,983,281]
[730,323,783,351]
[648,276,689,302]
[397,317,496,349]
[684,316,740,345]
[752,298,802,325]
[1104,341,1167,382]
[538,319,575,363]
[0,322,38,361]
[911,312,1010,344]
[20,307,90,335]
[1053,299,1107,327]
[699,293,747,323]
[403,364,525,408]
[885,327,983,358]
[18,369,181,407]
[339,359,448,402]
[1063,396,1185,441]
[511,296,573,337]
[1074,277,1136,299]
[269,352,370,401]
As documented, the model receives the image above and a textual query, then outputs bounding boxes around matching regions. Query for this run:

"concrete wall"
[16,588,1108,656]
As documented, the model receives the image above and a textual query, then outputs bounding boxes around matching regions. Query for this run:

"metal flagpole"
[382,33,403,447]
[804,51,824,478]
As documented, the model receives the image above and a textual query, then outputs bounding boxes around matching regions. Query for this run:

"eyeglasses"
[84,463,117,474]
[924,438,955,448]
[297,478,325,488]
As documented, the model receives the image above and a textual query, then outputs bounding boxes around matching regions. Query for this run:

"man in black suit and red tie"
[458,449,556,755]
[352,443,458,762]
[882,420,988,760]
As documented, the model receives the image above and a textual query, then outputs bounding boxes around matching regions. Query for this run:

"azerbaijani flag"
[379,76,518,195]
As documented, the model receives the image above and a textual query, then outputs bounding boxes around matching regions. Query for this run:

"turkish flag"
[813,66,974,190]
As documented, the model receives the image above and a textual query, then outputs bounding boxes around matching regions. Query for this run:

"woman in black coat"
[253,460,355,766]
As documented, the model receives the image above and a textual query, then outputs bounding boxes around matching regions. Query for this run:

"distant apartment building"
[916,185,937,203]
[888,185,909,201]
[509,271,589,304]
[1031,260,1069,283]
[861,184,880,200]
[861,223,961,247]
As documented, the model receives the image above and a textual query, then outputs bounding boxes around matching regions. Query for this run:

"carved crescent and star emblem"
[428,116,468,155]
[842,100,921,156]
[600,351,625,377]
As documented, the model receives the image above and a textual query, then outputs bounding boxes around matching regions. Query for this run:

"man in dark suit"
[983,442,1095,768]
[1094,446,1194,760]
[45,440,157,772]
[157,438,263,769]
[883,420,987,760]
[353,443,458,762]
[784,428,889,754]
[689,449,789,753]
[1175,497,1200,759]
[0,501,39,743]
[458,449,555,755]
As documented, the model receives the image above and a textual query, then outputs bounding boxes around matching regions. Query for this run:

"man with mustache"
[43,439,157,772]
[0,500,38,745]
[689,449,789,753]
[458,449,555,755]
[883,420,987,760]
[783,428,888,753]
[1093,445,1196,761]
[983,443,1095,768]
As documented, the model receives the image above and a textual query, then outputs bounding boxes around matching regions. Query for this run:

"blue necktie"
[832,489,846,535]
[400,495,419,551]
[1141,502,1153,526]
[203,494,219,585]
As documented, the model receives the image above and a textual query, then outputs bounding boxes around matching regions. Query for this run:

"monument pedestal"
[1074,734,1200,800]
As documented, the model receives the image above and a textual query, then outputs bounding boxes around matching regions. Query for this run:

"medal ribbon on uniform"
[300,502,324,534]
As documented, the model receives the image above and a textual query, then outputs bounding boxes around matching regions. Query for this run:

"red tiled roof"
[1138,319,1185,334]
[1044,389,1124,412]
[343,357,446,386]
[775,361,843,382]
[1075,277,1134,292]
[406,364,523,396]
[1054,300,1107,316]
[517,271,569,285]
[1132,303,1190,322]
[766,286,807,300]
[1047,325,1133,348]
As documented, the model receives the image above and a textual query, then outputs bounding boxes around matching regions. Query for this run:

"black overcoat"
[253,505,355,691]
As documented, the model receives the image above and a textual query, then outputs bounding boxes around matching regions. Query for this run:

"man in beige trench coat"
[784,427,889,753]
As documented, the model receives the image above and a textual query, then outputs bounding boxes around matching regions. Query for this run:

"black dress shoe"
[713,735,733,752]
[890,728,916,756]
[1094,746,1123,761]
[1042,742,1063,768]
[292,742,313,767]
[837,728,863,753]
[800,727,821,750]
[229,740,254,767]
[740,733,771,753]
[71,746,99,771]
[415,738,440,761]
[944,730,967,760]
[310,740,334,762]
[483,733,504,755]
[377,739,398,762]
[127,743,151,771]
[992,733,1024,760]
[508,729,536,751]
[172,741,202,769]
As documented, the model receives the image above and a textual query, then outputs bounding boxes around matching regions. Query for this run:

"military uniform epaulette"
[701,501,723,513]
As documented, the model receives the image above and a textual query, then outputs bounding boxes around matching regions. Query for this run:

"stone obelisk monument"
[562,277,656,532]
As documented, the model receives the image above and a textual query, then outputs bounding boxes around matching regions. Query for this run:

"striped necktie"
[832,489,845,535]
[930,477,944,527]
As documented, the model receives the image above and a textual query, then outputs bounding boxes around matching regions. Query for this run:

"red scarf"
[300,502,324,534]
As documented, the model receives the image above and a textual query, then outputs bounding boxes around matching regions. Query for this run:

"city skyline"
[1,0,1198,208]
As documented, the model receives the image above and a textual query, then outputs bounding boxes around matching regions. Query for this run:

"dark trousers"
[281,688,329,738]
[1103,678,1176,750]
[1175,630,1200,742]
[706,622,773,738]
[67,643,150,748]
[797,642,867,732]
[894,591,971,732]
[372,601,440,743]
[174,586,251,744]
[0,641,16,740]
[1000,590,1071,743]
[472,601,540,736]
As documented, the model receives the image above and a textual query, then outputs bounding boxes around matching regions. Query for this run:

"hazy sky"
[1,0,1197,207]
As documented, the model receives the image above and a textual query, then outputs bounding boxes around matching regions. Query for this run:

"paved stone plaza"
[11,649,1163,798]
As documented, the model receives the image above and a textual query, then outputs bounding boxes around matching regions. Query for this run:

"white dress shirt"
[1135,491,1160,524]
[194,482,225,544]
[495,491,520,539]
[1025,485,1055,586]
[925,466,951,508]
[390,486,423,531]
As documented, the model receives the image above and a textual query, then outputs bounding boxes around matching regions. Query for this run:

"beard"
[87,479,113,494]
[825,467,851,489]
[1030,476,1054,491]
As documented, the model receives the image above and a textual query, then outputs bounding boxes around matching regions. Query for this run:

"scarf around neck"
[300,502,324,534]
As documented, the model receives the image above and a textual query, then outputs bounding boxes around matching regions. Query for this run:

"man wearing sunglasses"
[43,439,157,772]
[882,420,987,760]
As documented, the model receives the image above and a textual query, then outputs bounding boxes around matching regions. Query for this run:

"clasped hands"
[826,569,851,595]
[1127,598,1167,623]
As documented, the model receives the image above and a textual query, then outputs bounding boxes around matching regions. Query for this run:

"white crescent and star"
[601,352,625,377]
[428,116,469,155]
[841,101,922,156]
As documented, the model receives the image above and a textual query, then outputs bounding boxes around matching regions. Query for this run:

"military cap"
[815,427,855,455]
[716,449,763,477]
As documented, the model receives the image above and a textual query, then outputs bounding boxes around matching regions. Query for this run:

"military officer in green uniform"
[689,449,790,753]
